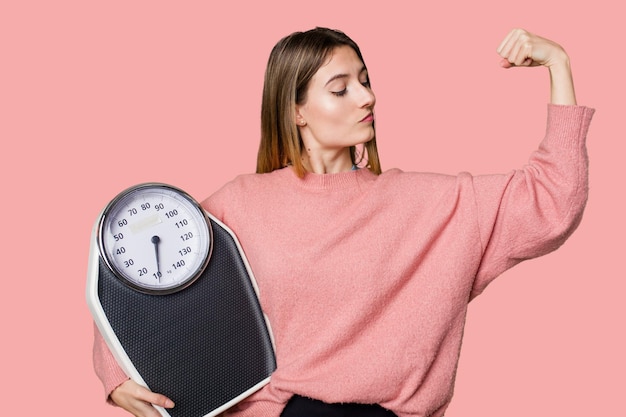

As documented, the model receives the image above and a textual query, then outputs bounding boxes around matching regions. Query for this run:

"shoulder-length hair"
[256,27,382,177]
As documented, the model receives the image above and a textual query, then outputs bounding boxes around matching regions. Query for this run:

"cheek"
[309,98,346,127]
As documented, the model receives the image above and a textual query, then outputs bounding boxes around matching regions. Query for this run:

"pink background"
[2,1,623,415]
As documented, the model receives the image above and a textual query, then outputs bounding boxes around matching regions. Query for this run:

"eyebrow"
[324,66,368,87]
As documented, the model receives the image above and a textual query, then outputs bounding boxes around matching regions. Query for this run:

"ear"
[295,106,306,127]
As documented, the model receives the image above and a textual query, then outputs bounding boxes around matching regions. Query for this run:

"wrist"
[548,59,577,105]
[545,49,571,71]
[547,56,573,83]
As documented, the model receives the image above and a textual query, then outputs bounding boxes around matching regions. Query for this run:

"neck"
[301,148,353,174]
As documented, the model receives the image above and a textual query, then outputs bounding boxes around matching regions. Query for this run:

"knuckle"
[133,384,148,398]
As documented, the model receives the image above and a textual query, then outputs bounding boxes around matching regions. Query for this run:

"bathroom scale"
[86,183,276,417]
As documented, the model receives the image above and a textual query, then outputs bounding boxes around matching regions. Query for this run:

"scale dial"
[98,183,212,294]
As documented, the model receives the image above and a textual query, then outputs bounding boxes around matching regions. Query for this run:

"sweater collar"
[278,166,375,190]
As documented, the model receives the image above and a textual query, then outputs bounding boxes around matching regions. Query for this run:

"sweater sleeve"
[200,175,241,223]
[92,323,129,403]
[470,104,595,299]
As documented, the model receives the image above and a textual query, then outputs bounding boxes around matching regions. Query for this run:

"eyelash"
[332,81,371,97]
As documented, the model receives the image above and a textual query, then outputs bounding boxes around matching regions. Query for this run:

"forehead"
[314,46,366,81]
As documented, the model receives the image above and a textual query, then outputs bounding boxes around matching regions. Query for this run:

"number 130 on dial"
[98,183,212,295]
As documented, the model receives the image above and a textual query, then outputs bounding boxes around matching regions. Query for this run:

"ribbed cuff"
[545,104,595,148]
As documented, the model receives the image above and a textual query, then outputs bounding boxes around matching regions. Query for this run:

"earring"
[298,119,306,126]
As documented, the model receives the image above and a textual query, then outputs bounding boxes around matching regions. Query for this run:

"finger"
[497,28,537,67]
[513,41,533,66]
[497,27,527,60]
[112,380,176,415]
[497,36,515,61]
[131,401,168,417]
[135,387,175,409]
[146,392,175,409]
[496,28,518,55]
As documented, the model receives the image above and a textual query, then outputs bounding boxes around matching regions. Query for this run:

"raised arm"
[497,28,577,105]
[469,30,594,298]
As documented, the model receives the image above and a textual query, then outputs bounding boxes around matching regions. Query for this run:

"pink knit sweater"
[94,105,594,417]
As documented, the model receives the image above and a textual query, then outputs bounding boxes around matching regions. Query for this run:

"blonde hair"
[256,27,381,177]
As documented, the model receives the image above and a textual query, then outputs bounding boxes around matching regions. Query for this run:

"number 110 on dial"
[98,183,212,295]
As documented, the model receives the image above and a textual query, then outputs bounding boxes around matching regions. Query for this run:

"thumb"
[499,57,533,69]
[499,58,513,68]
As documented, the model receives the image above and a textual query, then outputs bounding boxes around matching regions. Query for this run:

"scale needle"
[151,235,161,281]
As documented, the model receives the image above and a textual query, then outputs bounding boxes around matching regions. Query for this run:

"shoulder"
[377,167,462,190]
[200,169,288,218]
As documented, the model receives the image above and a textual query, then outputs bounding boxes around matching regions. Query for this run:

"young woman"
[93,27,595,417]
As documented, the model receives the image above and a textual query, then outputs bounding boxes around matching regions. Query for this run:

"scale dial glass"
[98,183,212,294]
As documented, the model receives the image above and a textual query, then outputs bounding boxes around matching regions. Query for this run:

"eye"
[361,79,371,88]
[331,88,347,97]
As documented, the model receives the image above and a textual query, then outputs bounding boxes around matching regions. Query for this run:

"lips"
[360,113,374,123]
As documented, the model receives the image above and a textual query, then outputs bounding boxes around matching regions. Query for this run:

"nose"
[357,83,376,109]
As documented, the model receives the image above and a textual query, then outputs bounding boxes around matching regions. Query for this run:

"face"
[296,46,376,159]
